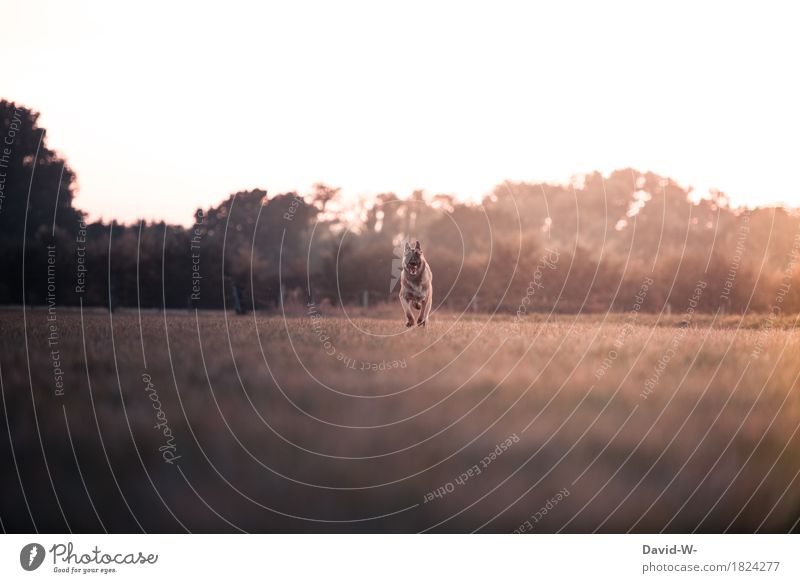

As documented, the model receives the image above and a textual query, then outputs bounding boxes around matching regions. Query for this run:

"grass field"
[1,306,799,532]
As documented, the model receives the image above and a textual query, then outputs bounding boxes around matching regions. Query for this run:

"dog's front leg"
[399,294,415,327]
[417,297,431,327]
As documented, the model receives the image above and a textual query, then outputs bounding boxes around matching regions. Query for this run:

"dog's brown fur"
[399,240,433,327]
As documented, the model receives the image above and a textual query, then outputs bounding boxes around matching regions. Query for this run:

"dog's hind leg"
[399,294,415,327]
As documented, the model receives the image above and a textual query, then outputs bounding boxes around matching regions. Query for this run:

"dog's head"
[403,240,425,276]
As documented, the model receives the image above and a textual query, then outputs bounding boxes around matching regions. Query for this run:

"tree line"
[2,99,799,315]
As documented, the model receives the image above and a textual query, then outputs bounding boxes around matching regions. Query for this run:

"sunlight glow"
[1,0,798,224]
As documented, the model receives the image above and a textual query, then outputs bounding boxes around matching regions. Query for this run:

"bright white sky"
[1,0,799,224]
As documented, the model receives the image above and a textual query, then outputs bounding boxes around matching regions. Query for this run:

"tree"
[0,101,84,303]
[0,100,83,245]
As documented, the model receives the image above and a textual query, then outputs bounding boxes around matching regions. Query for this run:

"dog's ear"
[414,240,421,250]
[404,241,411,251]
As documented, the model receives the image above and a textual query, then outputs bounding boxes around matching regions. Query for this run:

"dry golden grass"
[1,307,799,532]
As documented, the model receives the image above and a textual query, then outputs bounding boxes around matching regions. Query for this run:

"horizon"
[2,1,799,225]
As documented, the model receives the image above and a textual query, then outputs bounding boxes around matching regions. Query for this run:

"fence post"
[109,282,116,313]
[232,281,245,315]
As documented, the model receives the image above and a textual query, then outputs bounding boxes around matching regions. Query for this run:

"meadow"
[1,306,799,533]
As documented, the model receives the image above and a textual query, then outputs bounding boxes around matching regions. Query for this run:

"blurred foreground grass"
[1,307,798,532]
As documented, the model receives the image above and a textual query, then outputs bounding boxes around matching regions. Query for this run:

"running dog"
[399,240,433,327]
